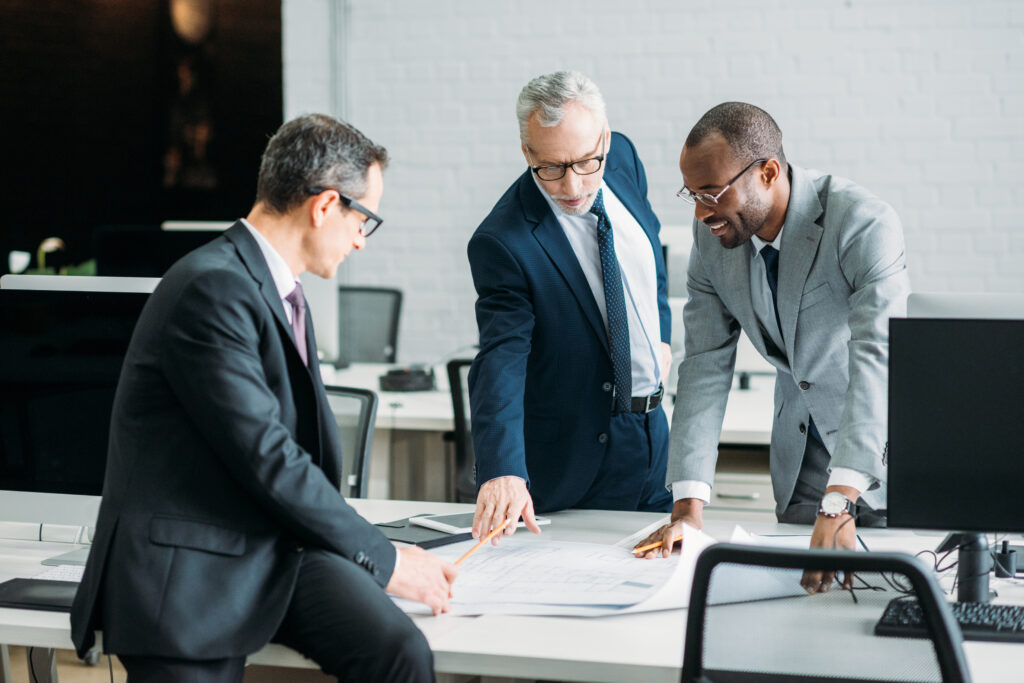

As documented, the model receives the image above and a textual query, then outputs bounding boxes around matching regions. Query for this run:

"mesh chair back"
[337,286,402,366]
[323,385,378,498]
[682,543,969,683]
[446,359,475,503]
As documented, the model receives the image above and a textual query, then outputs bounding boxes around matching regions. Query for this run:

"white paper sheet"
[395,522,717,617]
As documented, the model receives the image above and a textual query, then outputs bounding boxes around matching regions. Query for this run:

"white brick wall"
[284,0,1024,363]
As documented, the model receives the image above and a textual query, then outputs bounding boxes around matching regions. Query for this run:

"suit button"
[355,551,366,564]
[799,423,807,434]
[598,433,608,444]
[295,546,304,553]
[799,381,810,391]
[602,382,612,392]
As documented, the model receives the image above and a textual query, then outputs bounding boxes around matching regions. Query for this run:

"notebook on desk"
[375,516,473,549]
[0,578,77,612]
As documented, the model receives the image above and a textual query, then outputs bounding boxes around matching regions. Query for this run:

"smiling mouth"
[706,220,728,235]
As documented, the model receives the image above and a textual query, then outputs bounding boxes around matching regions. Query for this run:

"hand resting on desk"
[386,546,458,615]
[473,476,543,545]
[633,497,704,559]
[801,485,862,593]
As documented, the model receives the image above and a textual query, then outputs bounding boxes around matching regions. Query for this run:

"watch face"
[821,493,849,515]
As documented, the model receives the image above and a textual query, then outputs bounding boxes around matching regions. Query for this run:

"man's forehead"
[526,108,603,160]
[680,135,735,187]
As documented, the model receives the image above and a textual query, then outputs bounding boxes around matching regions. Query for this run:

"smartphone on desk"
[410,512,550,535]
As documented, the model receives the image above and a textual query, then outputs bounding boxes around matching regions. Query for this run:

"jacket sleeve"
[666,221,741,488]
[159,268,397,586]
[831,200,910,486]
[466,231,535,486]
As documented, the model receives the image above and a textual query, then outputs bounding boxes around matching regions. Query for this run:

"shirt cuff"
[393,545,400,574]
[672,480,711,504]
[827,467,873,497]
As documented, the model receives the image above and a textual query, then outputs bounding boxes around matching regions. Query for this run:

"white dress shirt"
[672,225,873,505]
[532,175,663,397]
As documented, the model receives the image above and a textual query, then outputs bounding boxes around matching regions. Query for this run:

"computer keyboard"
[876,596,1024,643]
[33,563,85,582]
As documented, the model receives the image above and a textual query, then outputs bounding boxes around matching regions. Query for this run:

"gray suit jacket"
[667,165,910,514]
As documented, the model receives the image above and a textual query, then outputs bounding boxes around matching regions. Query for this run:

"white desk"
[2,501,1022,683]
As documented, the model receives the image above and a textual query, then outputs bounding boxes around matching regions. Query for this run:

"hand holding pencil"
[633,499,704,559]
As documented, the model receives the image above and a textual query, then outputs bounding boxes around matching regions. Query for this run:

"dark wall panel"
[0,0,282,272]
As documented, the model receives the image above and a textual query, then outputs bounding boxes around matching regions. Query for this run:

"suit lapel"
[224,223,297,354]
[225,223,326,468]
[777,167,825,359]
[521,175,610,354]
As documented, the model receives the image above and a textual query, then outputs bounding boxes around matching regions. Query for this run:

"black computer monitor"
[94,225,222,277]
[0,289,149,497]
[888,308,1024,601]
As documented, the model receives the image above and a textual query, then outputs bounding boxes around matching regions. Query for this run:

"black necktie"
[590,189,631,413]
[762,244,823,446]
[760,244,783,339]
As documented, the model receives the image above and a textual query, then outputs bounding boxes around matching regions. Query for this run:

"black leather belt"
[622,385,664,414]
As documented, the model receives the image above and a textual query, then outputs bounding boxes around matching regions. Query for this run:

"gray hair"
[685,102,787,170]
[255,114,389,214]
[516,71,607,145]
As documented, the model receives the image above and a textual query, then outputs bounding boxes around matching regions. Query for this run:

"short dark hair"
[685,102,787,170]
[255,114,389,214]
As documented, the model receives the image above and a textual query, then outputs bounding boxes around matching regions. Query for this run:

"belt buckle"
[644,385,664,413]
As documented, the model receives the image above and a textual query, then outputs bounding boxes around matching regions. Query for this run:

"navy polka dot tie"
[590,189,631,413]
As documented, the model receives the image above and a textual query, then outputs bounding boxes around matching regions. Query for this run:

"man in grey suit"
[71,114,456,681]
[636,103,909,591]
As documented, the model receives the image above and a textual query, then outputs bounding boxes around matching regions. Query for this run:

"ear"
[521,143,532,166]
[761,159,783,188]
[308,189,337,229]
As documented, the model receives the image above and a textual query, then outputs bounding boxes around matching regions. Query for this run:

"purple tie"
[285,282,308,366]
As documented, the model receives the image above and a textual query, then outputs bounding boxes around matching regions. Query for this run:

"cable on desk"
[108,652,115,682]
[28,646,38,683]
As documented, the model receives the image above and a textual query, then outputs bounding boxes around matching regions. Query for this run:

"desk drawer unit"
[708,472,776,514]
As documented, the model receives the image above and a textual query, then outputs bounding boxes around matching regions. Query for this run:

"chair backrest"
[337,286,402,366]
[323,385,378,498]
[446,359,476,503]
[682,543,970,683]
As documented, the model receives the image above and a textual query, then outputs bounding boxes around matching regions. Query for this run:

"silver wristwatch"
[818,492,853,518]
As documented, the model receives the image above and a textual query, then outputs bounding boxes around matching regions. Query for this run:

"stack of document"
[395,524,818,617]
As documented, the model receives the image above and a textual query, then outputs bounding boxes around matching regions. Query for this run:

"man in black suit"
[71,114,457,682]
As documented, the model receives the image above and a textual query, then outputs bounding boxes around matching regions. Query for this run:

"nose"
[556,171,583,197]
[693,201,715,223]
[353,230,366,251]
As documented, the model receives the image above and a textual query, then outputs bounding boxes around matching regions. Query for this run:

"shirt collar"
[241,218,300,300]
[750,222,786,257]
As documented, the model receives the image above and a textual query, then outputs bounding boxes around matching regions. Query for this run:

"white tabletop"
[4,501,1019,682]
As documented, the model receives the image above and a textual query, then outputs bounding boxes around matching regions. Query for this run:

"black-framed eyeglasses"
[306,186,384,237]
[676,158,768,208]
[527,132,606,182]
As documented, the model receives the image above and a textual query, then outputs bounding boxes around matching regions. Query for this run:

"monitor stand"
[41,547,90,566]
[936,532,994,603]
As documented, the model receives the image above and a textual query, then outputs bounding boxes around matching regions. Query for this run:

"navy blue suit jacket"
[467,132,670,513]
[71,223,396,659]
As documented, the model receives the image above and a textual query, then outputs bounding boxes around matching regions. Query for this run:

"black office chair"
[446,359,476,503]
[682,543,969,683]
[323,385,378,498]
[336,286,402,367]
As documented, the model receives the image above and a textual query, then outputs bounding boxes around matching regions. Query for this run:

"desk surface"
[322,363,775,446]
[2,501,1022,682]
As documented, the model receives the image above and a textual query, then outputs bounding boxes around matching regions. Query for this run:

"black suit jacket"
[71,222,396,659]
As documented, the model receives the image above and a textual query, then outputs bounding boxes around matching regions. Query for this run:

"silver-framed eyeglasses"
[528,132,606,182]
[306,186,384,237]
[676,158,768,207]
